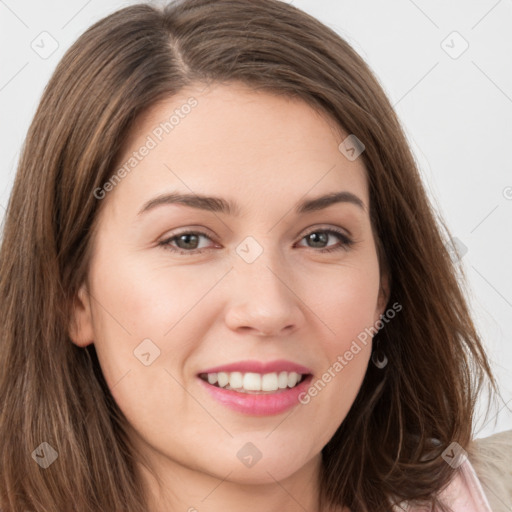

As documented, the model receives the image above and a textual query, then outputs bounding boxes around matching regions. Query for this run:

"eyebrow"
[137,190,365,217]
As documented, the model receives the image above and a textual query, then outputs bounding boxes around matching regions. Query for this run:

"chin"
[203,445,318,485]
[219,462,306,486]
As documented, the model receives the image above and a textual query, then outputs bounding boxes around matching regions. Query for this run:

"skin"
[69,81,389,512]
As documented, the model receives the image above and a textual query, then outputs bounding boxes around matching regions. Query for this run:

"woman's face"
[70,82,388,489]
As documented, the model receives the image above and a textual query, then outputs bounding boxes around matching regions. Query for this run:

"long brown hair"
[0,1,501,510]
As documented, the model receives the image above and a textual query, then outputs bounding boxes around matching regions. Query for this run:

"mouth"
[198,371,310,394]
[196,360,314,415]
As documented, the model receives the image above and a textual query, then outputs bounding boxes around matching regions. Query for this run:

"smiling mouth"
[198,371,310,394]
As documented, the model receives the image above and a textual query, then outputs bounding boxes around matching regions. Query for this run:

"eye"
[296,228,354,253]
[158,227,354,255]
[159,230,216,255]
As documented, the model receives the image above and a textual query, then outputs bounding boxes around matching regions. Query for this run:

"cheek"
[90,247,217,339]
[297,261,380,427]
[313,261,381,352]
[87,260,210,432]
[88,252,228,387]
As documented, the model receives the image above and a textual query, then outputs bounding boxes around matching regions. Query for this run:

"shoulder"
[467,429,512,512]
[395,431,512,512]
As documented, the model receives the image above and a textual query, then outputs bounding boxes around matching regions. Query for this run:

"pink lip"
[198,374,313,416]
[198,359,313,375]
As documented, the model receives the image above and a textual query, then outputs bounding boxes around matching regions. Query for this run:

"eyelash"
[158,227,354,255]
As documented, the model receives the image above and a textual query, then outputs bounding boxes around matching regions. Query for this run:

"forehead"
[105,82,369,220]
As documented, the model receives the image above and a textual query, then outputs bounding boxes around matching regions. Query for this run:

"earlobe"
[69,284,94,347]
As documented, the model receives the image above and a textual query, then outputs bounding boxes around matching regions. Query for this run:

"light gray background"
[1,0,511,439]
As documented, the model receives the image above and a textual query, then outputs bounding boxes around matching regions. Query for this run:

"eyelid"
[298,223,351,239]
[165,223,352,239]
[159,225,217,243]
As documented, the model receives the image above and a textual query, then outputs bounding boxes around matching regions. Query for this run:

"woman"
[0,1,510,510]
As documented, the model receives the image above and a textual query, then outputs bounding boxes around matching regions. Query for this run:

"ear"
[69,283,94,347]
[374,270,390,322]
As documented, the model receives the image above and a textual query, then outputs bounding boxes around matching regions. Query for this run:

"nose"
[224,255,305,337]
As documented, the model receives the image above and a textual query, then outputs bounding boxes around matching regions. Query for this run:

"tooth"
[209,370,305,392]
[229,371,243,389]
[217,372,229,388]
[261,372,279,391]
[278,371,288,389]
[287,371,298,388]
[243,372,261,391]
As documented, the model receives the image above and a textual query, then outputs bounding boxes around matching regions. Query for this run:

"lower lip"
[198,375,313,416]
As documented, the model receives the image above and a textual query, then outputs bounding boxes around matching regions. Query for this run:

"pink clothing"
[435,455,493,511]
[399,455,494,511]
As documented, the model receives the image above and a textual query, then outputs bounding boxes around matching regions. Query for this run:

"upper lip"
[198,359,313,375]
